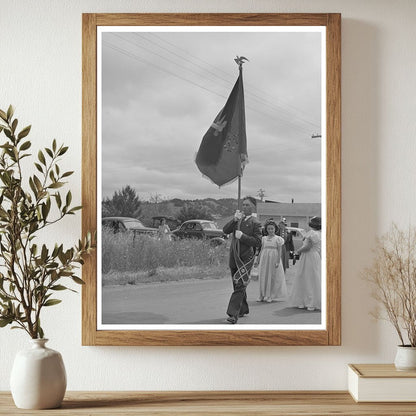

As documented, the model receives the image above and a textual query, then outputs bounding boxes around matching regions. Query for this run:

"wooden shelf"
[2,391,416,415]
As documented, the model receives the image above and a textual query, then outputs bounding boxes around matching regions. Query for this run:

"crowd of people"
[154,197,322,325]
[224,196,322,324]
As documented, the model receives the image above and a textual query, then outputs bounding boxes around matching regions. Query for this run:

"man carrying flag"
[195,58,261,324]
[223,196,262,324]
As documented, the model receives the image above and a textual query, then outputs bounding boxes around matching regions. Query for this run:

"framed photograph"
[82,13,341,346]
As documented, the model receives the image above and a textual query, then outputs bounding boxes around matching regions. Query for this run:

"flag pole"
[237,175,242,211]
[234,56,247,211]
[234,55,248,262]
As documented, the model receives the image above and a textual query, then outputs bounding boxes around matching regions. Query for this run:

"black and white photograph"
[97,26,326,330]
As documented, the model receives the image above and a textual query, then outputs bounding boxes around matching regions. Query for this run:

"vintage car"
[102,217,157,236]
[171,219,226,245]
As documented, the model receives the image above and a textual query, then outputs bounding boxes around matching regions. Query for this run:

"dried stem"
[363,223,416,346]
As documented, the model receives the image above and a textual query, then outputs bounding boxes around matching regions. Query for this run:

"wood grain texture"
[326,13,342,346]
[95,13,330,27]
[81,13,342,346]
[2,391,416,415]
[82,13,98,346]
[350,364,416,378]
[90,329,328,347]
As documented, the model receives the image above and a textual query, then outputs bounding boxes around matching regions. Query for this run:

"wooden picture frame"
[82,13,341,346]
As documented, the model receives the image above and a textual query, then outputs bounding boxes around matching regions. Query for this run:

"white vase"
[10,338,67,409]
[394,345,416,371]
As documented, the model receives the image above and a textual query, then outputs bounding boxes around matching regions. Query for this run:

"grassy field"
[102,230,229,284]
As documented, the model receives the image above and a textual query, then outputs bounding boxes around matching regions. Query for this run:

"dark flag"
[195,73,247,187]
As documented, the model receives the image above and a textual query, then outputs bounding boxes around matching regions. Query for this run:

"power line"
[149,32,235,81]
[117,32,320,133]
[103,41,229,100]
[146,32,321,129]
[134,33,234,87]
[103,40,316,137]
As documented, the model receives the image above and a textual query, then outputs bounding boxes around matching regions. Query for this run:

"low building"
[256,201,321,230]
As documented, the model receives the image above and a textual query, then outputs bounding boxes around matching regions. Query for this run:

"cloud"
[101,30,323,203]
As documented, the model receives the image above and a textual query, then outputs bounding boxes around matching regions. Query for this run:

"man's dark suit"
[223,216,262,319]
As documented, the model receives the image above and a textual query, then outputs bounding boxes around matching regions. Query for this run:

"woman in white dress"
[289,216,321,311]
[255,220,287,303]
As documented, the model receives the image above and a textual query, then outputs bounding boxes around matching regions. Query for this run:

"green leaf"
[19,140,31,151]
[51,244,59,258]
[38,150,46,165]
[41,202,50,221]
[38,325,44,339]
[17,125,31,140]
[65,191,72,207]
[58,146,68,156]
[72,276,85,285]
[69,206,82,213]
[6,105,14,121]
[50,285,68,291]
[11,118,18,133]
[61,171,74,178]
[48,182,64,189]
[33,175,42,192]
[58,251,67,265]
[55,192,62,208]
[29,177,38,196]
[0,109,7,121]
[34,163,43,173]
[45,148,53,158]
[41,244,48,262]
[43,299,62,307]
[0,317,13,327]
[4,129,12,140]
[52,139,57,152]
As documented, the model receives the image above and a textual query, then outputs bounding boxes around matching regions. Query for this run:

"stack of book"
[348,364,416,402]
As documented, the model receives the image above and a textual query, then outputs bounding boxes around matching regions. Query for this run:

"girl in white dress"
[290,216,321,311]
[255,221,287,302]
[157,218,171,241]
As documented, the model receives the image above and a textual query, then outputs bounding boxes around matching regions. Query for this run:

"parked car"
[102,217,157,236]
[171,219,226,245]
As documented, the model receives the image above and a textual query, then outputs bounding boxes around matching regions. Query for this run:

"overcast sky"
[100,29,323,203]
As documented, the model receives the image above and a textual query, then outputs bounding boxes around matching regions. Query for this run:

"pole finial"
[234,56,249,70]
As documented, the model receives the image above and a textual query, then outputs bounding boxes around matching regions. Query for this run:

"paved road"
[102,267,321,325]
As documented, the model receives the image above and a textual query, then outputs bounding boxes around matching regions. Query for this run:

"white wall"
[1,0,416,391]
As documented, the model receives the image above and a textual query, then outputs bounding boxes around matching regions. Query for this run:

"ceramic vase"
[10,338,67,409]
[394,345,416,371]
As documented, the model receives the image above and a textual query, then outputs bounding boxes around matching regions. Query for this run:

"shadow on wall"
[341,19,381,355]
